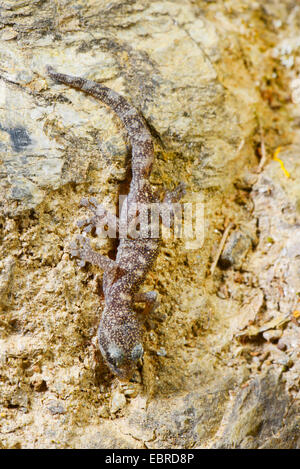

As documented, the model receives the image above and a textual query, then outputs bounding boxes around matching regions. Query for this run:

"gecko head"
[98,315,144,380]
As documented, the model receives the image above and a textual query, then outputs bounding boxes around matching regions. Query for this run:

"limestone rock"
[0,0,299,449]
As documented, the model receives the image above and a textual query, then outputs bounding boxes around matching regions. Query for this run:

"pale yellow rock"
[0,0,299,451]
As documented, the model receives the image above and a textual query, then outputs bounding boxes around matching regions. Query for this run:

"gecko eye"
[107,345,125,367]
[131,343,144,361]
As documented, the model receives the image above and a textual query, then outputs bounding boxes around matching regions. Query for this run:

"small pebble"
[130,371,142,383]
[110,390,126,413]
[32,378,48,392]
[236,173,258,189]
[121,383,138,398]
[47,401,66,415]
[1,30,18,41]
[219,230,252,269]
[277,341,287,351]
[157,347,167,357]
[277,357,294,370]
[262,329,282,342]
[217,285,229,299]
[98,404,110,418]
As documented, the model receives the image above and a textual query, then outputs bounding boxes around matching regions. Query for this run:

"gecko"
[47,66,185,380]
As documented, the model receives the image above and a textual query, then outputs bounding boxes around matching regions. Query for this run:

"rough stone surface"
[0,0,299,449]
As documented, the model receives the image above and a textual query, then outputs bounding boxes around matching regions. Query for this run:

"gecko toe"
[80,197,98,213]
[77,215,97,230]
[76,234,90,247]
[76,219,85,228]
[83,224,93,233]
[68,240,79,258]
[77,259,86,267]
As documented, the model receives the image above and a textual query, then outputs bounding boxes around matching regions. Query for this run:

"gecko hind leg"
[160,182,186,230]
[69,235,116,270]
[135,291,158,315]
[163,182,186,204]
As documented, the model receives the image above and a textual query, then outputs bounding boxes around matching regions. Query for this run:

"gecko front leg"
[135,291,158,315]
[159,182,186,235]
[69,235,116,270]
[77,197,119,238]
[163,182,186,205]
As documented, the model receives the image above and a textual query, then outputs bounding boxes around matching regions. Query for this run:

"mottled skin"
[47,66,184,380]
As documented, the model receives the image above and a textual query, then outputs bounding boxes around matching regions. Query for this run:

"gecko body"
[47,67,184,380]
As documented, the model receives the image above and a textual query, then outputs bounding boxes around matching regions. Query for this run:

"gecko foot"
[160,182,186,229]
[79,197,98,213]
[69,235,92,267]
[164,182,186,204]
[77,215,98,233]
[78,197,119,237]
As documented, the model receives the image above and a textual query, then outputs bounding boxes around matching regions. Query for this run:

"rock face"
[0,0,299,449]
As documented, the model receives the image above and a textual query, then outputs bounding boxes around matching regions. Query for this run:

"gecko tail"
[46,65,86,89]
[46,66,154,179]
